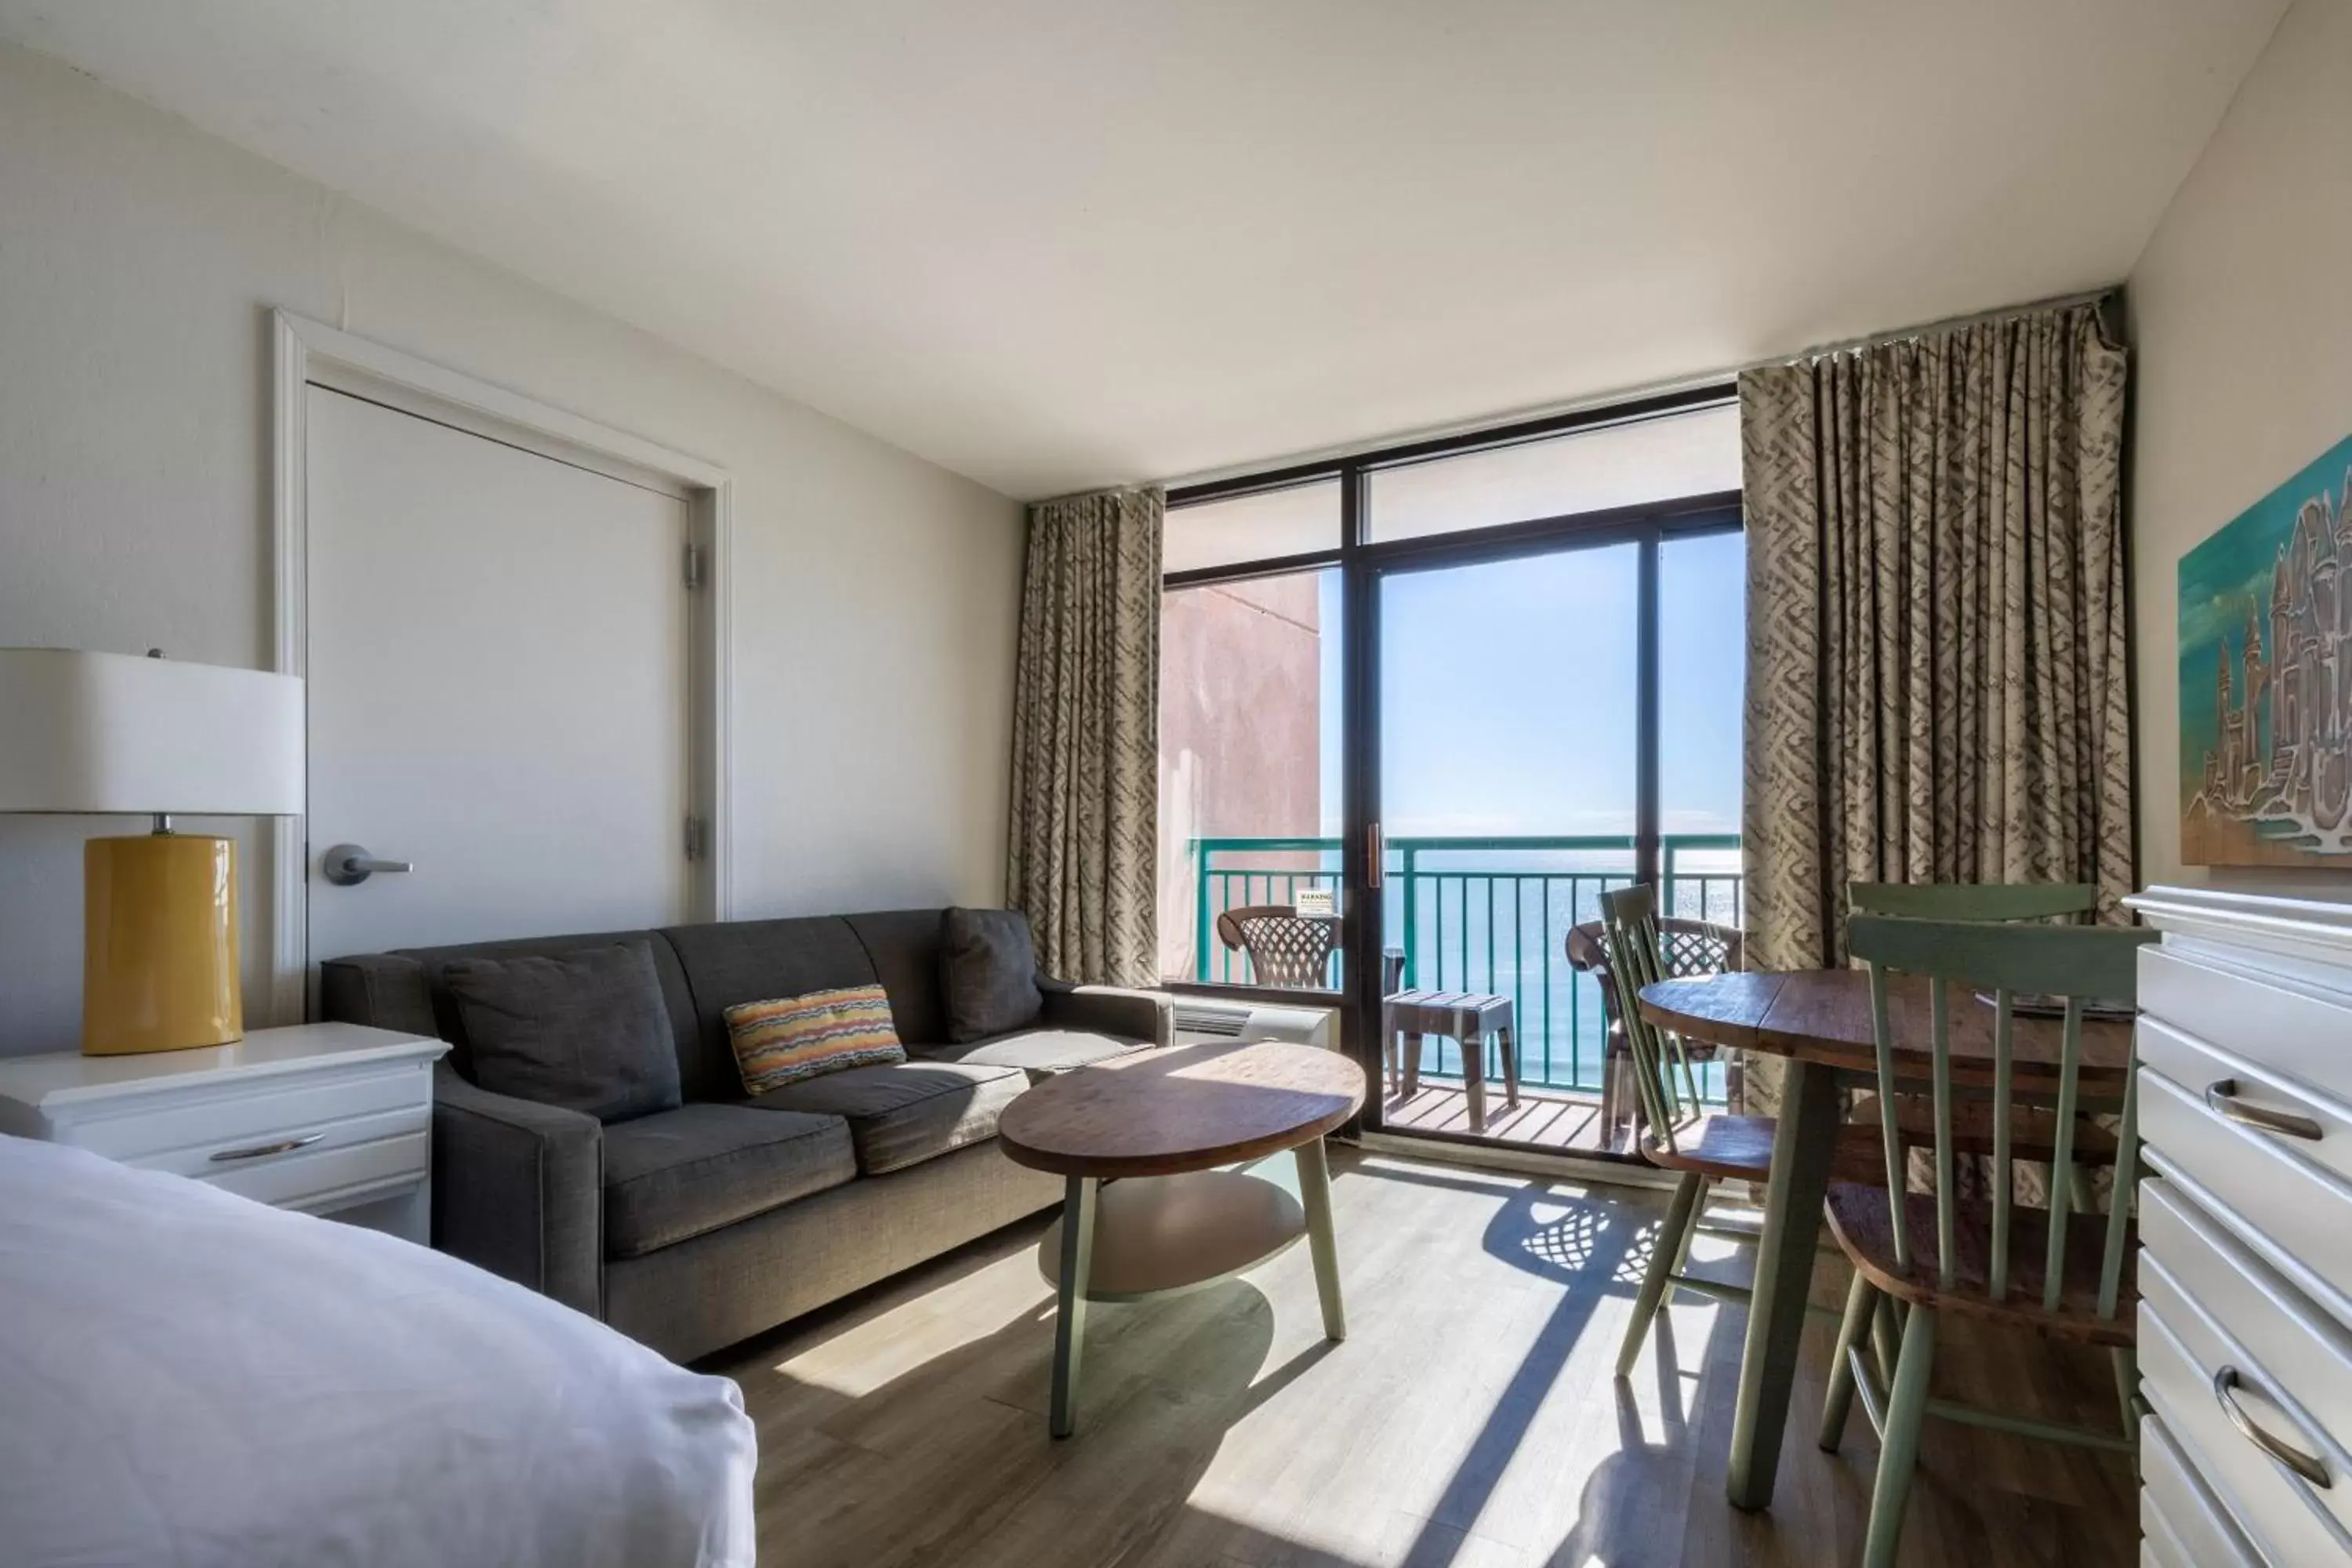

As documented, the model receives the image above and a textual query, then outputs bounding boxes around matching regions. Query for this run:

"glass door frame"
[1164,383,1743,1149]
[1342,500,1740,1148]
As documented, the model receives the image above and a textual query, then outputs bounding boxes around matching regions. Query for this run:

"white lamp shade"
[0,648,304,817]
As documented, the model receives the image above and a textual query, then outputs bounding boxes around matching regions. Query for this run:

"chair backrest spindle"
[1864,962,1913,1272]
[1930,977,1956,1292]
[1600,885,1699,1156]
[1989,988,2015,1301]
[1846,915,2153,1323]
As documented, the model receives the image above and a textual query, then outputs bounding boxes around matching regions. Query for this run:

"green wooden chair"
[1820,916,2155,1568]
[1600,885,1891,1377]
[1847,881,2096,921]
[1844,882,2121,1192]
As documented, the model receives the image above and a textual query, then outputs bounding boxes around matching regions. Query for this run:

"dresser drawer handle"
[2205,1079,2325,1142]
[208,1133,326,1163]
[2214,1366,2332,1487]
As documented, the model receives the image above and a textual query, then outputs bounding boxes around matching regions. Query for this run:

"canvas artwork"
[2180,431,2352,866]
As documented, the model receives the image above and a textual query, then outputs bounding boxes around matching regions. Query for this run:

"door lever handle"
[323,844,413,886]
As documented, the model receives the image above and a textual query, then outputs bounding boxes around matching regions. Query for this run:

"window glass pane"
[1367,403,1739,542]
[1157,566,1344,986]
[1163,479,1340,574]
[1660,529,1746,926]
[1379,546,1636,839]
[1379,544,1638,1095]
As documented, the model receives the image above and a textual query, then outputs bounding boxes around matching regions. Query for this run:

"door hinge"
[683,543,707,590]
[684,815,710,862]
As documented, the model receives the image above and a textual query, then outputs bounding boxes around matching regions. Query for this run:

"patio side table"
[1385,989,1518,1132]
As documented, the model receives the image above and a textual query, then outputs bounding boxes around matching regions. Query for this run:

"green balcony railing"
[1187,833,1743,1096]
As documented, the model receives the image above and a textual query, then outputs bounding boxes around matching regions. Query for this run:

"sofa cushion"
[916,1029,1149,1081]
[725,985,907,1094]
[843,909,951,1047]
[601,1102,856,1260]
[327,927,698,1090]
[746,1059,1025,1175]
[440,941,682,1123]
[941,908,1044,1044]
[661,916,880,1101]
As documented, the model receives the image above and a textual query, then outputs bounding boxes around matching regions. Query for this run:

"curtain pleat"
[1740,303,2132,1116]
[1006,488,1163,985]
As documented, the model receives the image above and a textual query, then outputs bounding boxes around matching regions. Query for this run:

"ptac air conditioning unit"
[1170,997,1338,1051]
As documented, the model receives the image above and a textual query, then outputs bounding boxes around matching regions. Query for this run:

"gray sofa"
[321,908,1171,1362]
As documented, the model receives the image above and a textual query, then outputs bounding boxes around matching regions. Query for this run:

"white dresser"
[0,1022,448,1243]
[2127,886,2352,1567]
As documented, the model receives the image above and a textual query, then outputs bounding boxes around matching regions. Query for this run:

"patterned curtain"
[1007,487,1163,985]
[1739,302,2132,1114]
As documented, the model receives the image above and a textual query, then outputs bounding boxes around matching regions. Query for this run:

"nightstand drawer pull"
[2205,1078,2325,1142]
[2213,1366,2332,1487]
[208,1133,326,1163]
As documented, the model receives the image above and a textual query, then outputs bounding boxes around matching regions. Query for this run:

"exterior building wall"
[1156,573,1325,979]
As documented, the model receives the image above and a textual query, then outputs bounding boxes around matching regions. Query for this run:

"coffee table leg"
[1049,1174,1098,1439]
[1296,1135,1345,1341]
[1726,1058,1842,1509]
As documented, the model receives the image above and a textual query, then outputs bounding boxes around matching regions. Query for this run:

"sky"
[1312,530,1745,840]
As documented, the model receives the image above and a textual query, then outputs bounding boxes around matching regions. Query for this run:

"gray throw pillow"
[941,908,1045,1044]
[441,941,682,1123]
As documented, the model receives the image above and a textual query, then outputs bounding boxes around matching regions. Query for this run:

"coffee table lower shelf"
[994,1039,1365,1439]
[1038,1170,1306,1302]
[1036,1138,1347,1439]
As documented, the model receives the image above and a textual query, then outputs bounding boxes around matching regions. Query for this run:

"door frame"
[1163,383,1743,1146]
[1341,505,1739,1149]
[269,309,734,1023]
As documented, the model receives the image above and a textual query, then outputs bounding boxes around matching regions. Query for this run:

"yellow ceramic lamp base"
[82,833,242,1055]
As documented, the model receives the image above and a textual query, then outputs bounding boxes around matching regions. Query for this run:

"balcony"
[1185,833,1743,1100]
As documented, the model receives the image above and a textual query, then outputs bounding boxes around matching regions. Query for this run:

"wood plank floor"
[1380,1083,1625,1153]
[714,1147,2136,1567]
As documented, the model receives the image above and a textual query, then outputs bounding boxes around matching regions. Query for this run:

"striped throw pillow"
[725,985,906,1094]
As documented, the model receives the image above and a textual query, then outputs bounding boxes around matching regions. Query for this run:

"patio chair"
[1566,909,1744,1152]
[1214,904,1341,989]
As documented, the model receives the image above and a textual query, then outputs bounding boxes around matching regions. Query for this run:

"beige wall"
[2126,0,2352,895]
[0,45,1025,1054]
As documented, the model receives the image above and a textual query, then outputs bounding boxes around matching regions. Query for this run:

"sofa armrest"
[431,1062,603,1318]
[319,951,440,1037]
[1038,978,1174,1047]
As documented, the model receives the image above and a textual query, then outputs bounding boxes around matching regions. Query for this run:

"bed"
[0,1133,756,1567]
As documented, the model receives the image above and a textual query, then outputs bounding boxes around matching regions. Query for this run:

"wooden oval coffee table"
[998,1039,1366,1438]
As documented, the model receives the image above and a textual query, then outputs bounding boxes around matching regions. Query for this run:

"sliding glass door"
[1157,390,1744,1157]
[1374,539,1639,1145]
[1357,514,1743,1154]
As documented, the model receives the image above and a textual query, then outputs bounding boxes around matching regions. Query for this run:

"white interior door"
[304,385,693,964]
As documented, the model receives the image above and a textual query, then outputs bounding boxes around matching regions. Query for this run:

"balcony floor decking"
[1380,1080,1635,1156]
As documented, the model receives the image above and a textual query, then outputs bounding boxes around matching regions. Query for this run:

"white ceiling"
[0,1,2285,499]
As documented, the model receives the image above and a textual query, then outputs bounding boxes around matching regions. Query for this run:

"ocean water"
[1200,843,1744,1099]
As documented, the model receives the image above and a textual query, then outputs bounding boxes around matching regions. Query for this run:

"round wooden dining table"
[1637,967,2134,1512]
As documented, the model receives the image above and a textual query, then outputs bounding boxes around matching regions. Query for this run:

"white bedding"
[0,1134,755,1568]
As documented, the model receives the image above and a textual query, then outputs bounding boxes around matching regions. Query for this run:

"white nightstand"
[0,1022,449,1243]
